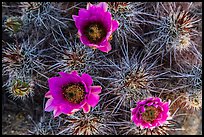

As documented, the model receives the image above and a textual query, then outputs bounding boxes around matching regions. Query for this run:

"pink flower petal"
[82,103,91,113]
[151,120,160,127]
[87,93,100,107]
[81,35,103,50]
[140,106,145,113]
[154,97,161,102]
[60,104,75,114]
[53,107,62,118]
[147,102,154,106]
[80,35,92,45]
[58,71,71,78]
[98,40,112,53]
[112,20,119,32]
[101,12,112,31]
[88,2,108,14]
[70,70,79,76]
[87,44,99,49]
[72,15,80,30]
[67,112,74,115]
[58,71,81,84]
[90,86,102,94]
[48,77,65,89]
[48,77,66,98]
[88,5,103,16]
[67,108,81,115]
[50,97,65,107]
[81,73,93,87]
[86,2,93,10]
[132,115,138,124]
[87,15,107,26]
[160,113,169,122]
[130,108,135,112]
[45,98,55,111]
[45,91,52,98]
[137,100,146,106]
[72,15,89,32]
[78,9,90,19]
[97,2,108,12]
[71,109,80,114]
[131,107,136,113]
[72,15,78,22]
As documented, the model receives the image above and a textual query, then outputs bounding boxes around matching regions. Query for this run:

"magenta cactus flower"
[44,71,102,117]
[131,97,170,129]
[72,2,119,53]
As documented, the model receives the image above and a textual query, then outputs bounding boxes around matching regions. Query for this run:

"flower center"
[142,106,161,123]
[62,83,85,104]
[84,22,107,44]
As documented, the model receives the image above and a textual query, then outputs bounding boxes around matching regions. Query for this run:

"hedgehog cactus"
[2,38,47,99]
[107,2,147,46]
[144,3,201,70]
[58,110,114,135]
[3,16,23,33]
[48,34,98,75]
[10,79,34,100]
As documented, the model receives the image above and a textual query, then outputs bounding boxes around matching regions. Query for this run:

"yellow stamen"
[85,23,106,44]
[142,106,161,123]
[63,83,85,104]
